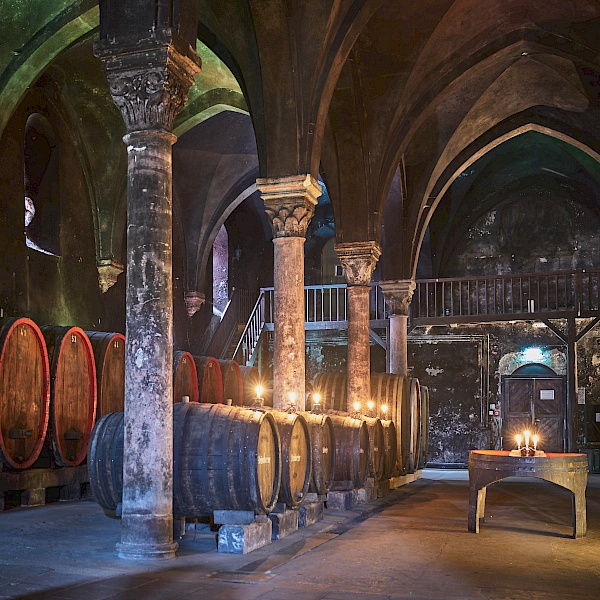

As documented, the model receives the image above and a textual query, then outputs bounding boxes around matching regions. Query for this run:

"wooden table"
[468,450,588,538]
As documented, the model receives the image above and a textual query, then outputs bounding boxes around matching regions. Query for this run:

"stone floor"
[0,469,599,599]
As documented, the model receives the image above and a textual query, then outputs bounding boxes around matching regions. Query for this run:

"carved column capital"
[257,174,322,238]
[379,279,416,316]
[334,241,381,286]
[94,32,201,133]
[97,259,124,293]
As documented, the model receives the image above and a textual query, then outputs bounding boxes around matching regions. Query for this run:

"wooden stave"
[86,331,125,416]
[239,365,261,405]
[173,351,199,403]
[362,415,385,481]
[381,419,398,479]
[418,385,430,469]
[41,326,97,467]
[88,404,282,516]
[300,411,336,495]
[217,359,244,406]
[327,413,370,490]
[87,411,124,515]
[408,378,422,473]
[0,317,50,469]
[312,372,347,411]
[266,409,312,508]
[192,356,224,404]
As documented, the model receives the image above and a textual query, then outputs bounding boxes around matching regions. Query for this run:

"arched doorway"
[501,363,565,452]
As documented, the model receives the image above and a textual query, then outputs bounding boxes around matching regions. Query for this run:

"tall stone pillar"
[379,279,416,376]
[95,34,200,560]
[335,242,381,412]
[257,175,322,410]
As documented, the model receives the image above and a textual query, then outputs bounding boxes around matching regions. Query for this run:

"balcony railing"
[411,269,600,322]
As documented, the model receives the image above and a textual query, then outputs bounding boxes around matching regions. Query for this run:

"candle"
[532,435,539,451]
[524,430,531,449]
[367,400,374,411]
[515,434,522,450]
[255,385,264,398]
[353,401,361,412]
[289,391,297,405]
[313,393,321,406]
[381,404,388,416]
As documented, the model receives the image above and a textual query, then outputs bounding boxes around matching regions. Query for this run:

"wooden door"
[502,377,565,452]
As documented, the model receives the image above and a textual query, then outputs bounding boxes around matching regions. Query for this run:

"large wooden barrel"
[88,411,123,515]
[408,378,422,473]
[239,365,261,404]
[218,359,243,406]
[88,403,282,516]
[173,351,199,403]
[267,409,311,508]
[41,326,97,467]
[86,331,125,416]
[328,413,370,490]
[193,356,224,404]
[381,420,398,479]
[300,411,335,495]
[0,317,50,469]
[312,372,346,411]
[418,385,430,469]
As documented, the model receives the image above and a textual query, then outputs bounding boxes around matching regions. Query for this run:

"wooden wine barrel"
[218,359,243,406]
[328,413,370,490]
[173,351,199,403]
[329,410,383,481]
[418,385,430,469]
[267,409,311,508]
[0,317,50,469]
[88,411,123,515]
[86,331,125,416]
[300,411,335,495]
[193,356,224,404]
[312,372,347,411]
[239,365,261,404]
[408,378,422,473]
[41,326,97,467]
[88,403,282,516]
[381,419,398,479]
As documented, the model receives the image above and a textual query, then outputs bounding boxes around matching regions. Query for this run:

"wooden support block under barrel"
[0,317,50,469]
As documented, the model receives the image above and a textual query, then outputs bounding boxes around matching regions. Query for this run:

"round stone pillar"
[95,33,200,560]
[257,175,322,410]
[379,279,416,376]
[335,242,381,412]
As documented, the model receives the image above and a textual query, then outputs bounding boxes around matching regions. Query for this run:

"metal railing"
[411,269,600,321]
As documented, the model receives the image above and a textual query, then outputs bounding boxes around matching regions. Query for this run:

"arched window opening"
[212,224,229,317]
[23,114,60,256]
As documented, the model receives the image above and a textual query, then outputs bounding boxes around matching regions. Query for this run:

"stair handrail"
[204,288,250,359]
[232,288,268,365]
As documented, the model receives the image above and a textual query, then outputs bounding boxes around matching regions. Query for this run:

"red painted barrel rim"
[0,318,50,469]
[174,351,199,403]
[52,327,97,466]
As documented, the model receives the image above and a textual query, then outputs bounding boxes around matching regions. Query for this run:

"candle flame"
[289,391,297,404]
[255,385,264,398]
[515,434,522,447]
[381,404,388,414]
[367,400,374,410]
[312,393,321,405]
[532,435,539,447]
[353,401,361,412]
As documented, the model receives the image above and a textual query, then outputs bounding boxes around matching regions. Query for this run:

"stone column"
[95,34,200,560]
[379,279,416,376]
[335,242,381,412]
[257,175,322,410]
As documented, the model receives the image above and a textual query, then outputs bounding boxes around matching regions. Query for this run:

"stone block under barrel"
[173,351,199,403]
[41,326,97,467]
[218,359,243,406]
[327,413,370,491]
[88,402,282,517]
[86,331,125,416]
[0,317,50,469]
[193,356,224,404]
[300,411,335,495]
